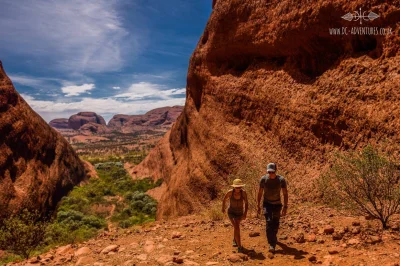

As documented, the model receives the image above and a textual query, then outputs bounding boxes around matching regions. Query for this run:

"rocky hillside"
[107,106,184,133]
[0,61,86,219]
[68,112,107,130]
[134,0,400,218]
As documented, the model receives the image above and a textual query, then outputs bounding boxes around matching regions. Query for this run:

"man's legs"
[264,203,282,250]
[270,204,282,247]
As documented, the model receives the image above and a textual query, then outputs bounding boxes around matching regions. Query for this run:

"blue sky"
[0,0,212,122]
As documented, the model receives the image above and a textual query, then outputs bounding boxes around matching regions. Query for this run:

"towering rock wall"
[0,61,87,219]
[134,0,400,219]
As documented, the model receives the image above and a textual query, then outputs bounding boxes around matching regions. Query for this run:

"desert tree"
[233,161,264,216]
[319,145,400,229]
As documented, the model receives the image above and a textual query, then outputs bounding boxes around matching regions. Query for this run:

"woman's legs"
[229,217,237,246]
[233,218,241,248]
[229,217,242,249]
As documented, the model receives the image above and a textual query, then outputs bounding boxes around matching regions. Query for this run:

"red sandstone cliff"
[134,0,400,219]
[0,61,87,219]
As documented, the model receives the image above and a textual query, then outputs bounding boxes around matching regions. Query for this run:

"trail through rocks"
[7,205,400,266]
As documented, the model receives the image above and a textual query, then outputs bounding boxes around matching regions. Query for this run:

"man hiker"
[257,162,288,253]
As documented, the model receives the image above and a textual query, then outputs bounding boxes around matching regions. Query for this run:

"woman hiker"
[222,179,249,253]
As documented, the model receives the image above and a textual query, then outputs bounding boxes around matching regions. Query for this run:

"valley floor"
[8,205,400,266]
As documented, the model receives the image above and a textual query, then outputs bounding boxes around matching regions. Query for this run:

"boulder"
[75,247,92,257]
[324,226,335,235]
[249,231,260,237]
[294,233,306,243]
[307,234,317,242]
[100,245,119,254]
[328,247,342,255]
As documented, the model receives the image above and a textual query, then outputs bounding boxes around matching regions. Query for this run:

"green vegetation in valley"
[0,161,162,263]
[81,150,148,165]
[45,163,160,246]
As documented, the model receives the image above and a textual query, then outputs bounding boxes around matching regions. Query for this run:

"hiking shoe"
[232,239,238,247]
[268,245,275,254]
[238,246,244,253]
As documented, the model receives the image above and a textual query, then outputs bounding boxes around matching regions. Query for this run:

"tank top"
[228,189,244,214]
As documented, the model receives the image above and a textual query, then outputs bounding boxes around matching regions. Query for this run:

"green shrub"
[0,254,23,265]
[118,214,155,229]
[207,202,224,221]
[319,145,400,229]
[94,161,124,170]
[0,210,47,259]
[44,223,98,245]
[232,163,262,216]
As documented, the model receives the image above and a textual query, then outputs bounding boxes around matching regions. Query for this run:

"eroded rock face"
[134,0,400,219]
[79,122,111,135]
[68,112,106,130]
[49,118,69,129]
[107,106,183,133]
[0,61,86,219]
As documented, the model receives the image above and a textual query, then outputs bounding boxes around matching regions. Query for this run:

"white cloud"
[113,82,186,101]
[19,81,186,122]
[21,94,186,123]
[62,84,95,97]
[9,74,47,87]
[114,82,165,100]
[0,0,138,73]
[9,74,66,87]
[112,86,121,90]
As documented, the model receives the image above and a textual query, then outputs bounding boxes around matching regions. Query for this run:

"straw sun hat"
[231,178,246,188]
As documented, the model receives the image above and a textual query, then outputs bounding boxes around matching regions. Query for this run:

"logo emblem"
[341,7,379,25]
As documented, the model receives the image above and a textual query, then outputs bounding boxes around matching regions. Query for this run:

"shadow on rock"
[275,242,308,260]
[243,248,266,260]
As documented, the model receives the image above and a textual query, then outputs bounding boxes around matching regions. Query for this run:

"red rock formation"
[0,61,87,219]
[212,0,217,9]
[49,118,69,129]
[107,106,183,133]
[79,122,111,135]
[68,112,106,130]
[134,0,400,219]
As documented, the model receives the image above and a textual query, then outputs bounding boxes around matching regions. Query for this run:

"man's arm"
[282,187,288,216]
[243,190,249,219]
[282,187,288,207]
[257,187,263,215]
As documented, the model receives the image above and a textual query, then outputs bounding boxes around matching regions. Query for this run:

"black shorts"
[228,210,243,219]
